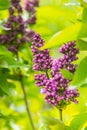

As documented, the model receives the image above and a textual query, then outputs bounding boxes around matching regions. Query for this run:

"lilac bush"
[0,0,39,54]
[32,34,79,113]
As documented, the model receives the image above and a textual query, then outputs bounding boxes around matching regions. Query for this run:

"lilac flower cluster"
[44,74,79,107]
[31,34,52,71]
[52,41,79,75]
[32,37,79,108]
[10,0,22,13]
[0,0,39,53]
[25,0,39,25]
[34,74,48,87]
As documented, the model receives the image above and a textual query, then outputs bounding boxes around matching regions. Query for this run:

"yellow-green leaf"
[41,23,87,49]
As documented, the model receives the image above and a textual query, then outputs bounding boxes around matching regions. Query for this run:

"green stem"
[59,109,63,121]
[16,54,36,130]
[46,70,49,79]
[19,75,36,130]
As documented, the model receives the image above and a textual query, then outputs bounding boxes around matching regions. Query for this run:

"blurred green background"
[0,0,87,130]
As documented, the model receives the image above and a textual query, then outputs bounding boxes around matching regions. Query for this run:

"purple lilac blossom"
[52,41,79,75]
[0,0,38,53]
[44,73,79,107]
[25,0,39,25]
[31,34,52,71]
[32,39,79,108]
[34,74,48,87]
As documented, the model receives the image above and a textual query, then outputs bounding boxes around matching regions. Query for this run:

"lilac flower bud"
[11,0,20,7]
[8,15,17,23]
[8,46,18,53]
[17,24,25,33]
[0,35,8,44]
[34,74,48,87]
[59,41,79,56]
[10,0,22,13]
[64,88,79,103]
[25,0,35,13]
[11,0,19,4]
[4,22,13,29]
[33,0,39,7]
[16,15,24,23]
[25,30,35,38]
[27,15,36,25]
[9,7,14,15]
[16,4,23,13]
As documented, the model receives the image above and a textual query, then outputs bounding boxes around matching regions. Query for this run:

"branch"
[59,109,63,121]
[16,54,36,130]
[19,75,36,130]
[46,70,49,79]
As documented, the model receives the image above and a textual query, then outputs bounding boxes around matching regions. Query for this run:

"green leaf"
[0,10,9,20]
[40,116,61,126]
[77,50,87,64]
[0,0,10,10]
[72,57,87,85]
[80,83,87,87]
[34,2,81,42]
[39,125,51,130]
[70,113,87,130]
[0,46,11,55]
[85,126,87,130]
[82,7,87,23]
[60,69,73,80]
[0,55,30,68]
[0,87,6,96]
[41,23,87,49]
[39,116,66,130]
[79,0,87,7]
[66,126,72,130]
[0,70,11,95]
[78,87,87,101]
[76,39,87,50]
[0,111,7,119]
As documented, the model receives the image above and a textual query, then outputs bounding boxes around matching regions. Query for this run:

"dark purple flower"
[52,41,79,75]
[0,35,8,44]
[9,7,14,15]
[10,0,23,13]
[33,40,79,108]
[11,0,20,7]
[8,46,18,53]
[27,15,36,25]
[34,74,48,87]
[4,22,13,29]
[25,0,35,13]
[32,50,52,71]
[59,41,79,56]
[25,30,35,42]
[32,34,52,71]
[33,0,39,7]
[17,24,25,33]
[0,0,39,53]
[16,4,23,13]
[44,73,79,107]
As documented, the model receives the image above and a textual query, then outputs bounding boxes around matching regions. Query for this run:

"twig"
[19,75,36,130]
[46,70,49,79]
[16,54,36,130]
[59,109,63,121]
